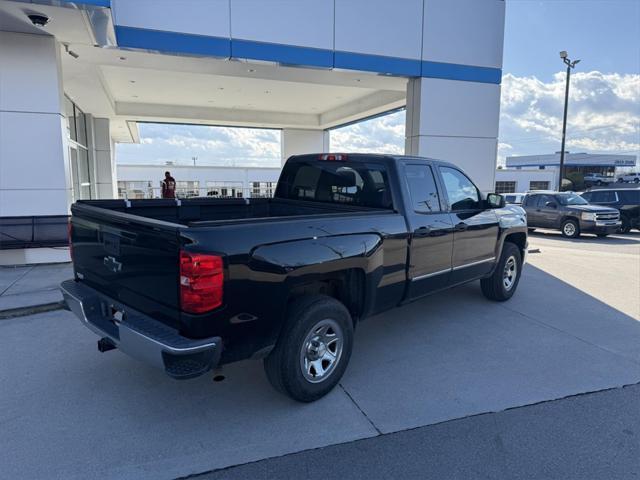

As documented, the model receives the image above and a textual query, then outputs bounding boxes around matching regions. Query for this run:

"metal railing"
[119,187,275,200]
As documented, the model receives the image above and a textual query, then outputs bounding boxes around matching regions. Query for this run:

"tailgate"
[70,204,182,327]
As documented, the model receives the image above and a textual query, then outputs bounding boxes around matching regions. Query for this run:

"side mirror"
[545,201,558,209]
[486,193,505,209]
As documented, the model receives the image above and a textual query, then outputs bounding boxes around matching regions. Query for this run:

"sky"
[116,0,640,167]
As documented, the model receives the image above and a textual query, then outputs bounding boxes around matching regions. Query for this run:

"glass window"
[439,167,480,210]
[405,164,441,213]
[206,181,244,198]
[619,190,640,203]
[251,181,275,198]
[64,96,76,141]
[495,181,516,194]
[557,193,588,206]
[172,181,200,198]
[75,106,87,147]
[529,181,550,190]
[276,161,392,209]
[538,194,557,207]
[589,191,617,203]
[118,181,154,199]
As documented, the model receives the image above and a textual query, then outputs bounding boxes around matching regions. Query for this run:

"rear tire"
[561,219,580,238]
[264,295,354,402]
[481,242,522,302]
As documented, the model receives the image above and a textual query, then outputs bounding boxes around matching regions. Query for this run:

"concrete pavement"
[0,233,638,479]
[201,384,640,480]
[0,263,71,311]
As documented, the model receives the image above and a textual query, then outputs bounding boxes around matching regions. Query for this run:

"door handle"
[414,226,431,237]
[454,222,468,232]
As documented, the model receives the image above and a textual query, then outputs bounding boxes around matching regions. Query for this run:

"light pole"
[558,51,580,191]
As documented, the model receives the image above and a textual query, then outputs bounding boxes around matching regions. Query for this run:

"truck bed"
[77,196,387,226]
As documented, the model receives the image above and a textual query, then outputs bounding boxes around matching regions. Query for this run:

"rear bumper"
[60,279,222,379]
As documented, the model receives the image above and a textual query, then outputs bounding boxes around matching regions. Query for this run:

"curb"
[0,301,66,320]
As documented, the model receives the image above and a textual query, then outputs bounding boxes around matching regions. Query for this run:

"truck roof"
[288,153,459,170]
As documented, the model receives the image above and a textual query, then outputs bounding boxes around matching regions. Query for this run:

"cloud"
[500,71,640,156]
[329,110,405,154]
[117,124,281,167]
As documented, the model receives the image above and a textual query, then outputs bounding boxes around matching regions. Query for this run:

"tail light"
[179,250,224,314]
[319,154,347,161]
[67,220,74,262]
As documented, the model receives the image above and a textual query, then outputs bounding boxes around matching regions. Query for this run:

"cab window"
[405,164,441,213]
[439,167,480,210]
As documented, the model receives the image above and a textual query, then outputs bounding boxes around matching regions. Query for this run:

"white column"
[0,32,72,216]
[281,129,329,166]
[90,117,117,198]
[405,77,501,193]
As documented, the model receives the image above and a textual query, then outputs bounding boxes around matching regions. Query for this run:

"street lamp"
[558,51,580,191]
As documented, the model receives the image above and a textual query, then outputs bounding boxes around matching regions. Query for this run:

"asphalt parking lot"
[1,232,639,479]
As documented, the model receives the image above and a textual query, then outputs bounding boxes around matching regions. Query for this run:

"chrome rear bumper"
[60,279,222,379]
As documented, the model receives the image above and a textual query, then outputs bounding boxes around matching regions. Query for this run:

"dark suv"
[581,188,640,233]
[523,192,620,238]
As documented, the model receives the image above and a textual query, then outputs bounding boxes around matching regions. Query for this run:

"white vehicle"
[618,173,640,184]
[584,173,614,186]
[504,193,526,205]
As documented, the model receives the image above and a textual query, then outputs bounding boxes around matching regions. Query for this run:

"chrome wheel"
[503,255,517,291]
[300,319,343,383]
[563,222,576,237]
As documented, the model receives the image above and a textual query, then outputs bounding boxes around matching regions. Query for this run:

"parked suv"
[583,173,614,187]
[581,188,640,233]
[618,173,640,184]
[523,191,620,238]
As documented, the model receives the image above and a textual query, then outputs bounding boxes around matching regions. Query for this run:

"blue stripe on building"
[232,40,333,68]
[115,26,231,58]
[115,26,502,84]
[334,51,421,77]
[421,61,502,84]
[61,0,111,7]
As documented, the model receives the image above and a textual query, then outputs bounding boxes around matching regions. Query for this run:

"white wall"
[0,32,71,216]
[281,129,329,165]
[405,77,501,192]
[495,169,557,193]
[422,0,505,68]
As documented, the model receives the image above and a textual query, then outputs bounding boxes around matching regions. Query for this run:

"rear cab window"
[404,164,441,213]
[275,159,393,209]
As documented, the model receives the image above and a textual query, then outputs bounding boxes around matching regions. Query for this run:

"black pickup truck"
[62,154,527,402]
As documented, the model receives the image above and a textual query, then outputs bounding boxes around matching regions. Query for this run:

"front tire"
[619,216,631,234]
[481,242,522,301]
[264,295,354,402]
[561,219,580,238]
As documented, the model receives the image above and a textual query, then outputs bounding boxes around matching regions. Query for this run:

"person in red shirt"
[161,171,176,199]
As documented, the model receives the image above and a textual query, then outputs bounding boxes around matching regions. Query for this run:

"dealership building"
[495,152,638,193]
[0,0,506,264]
